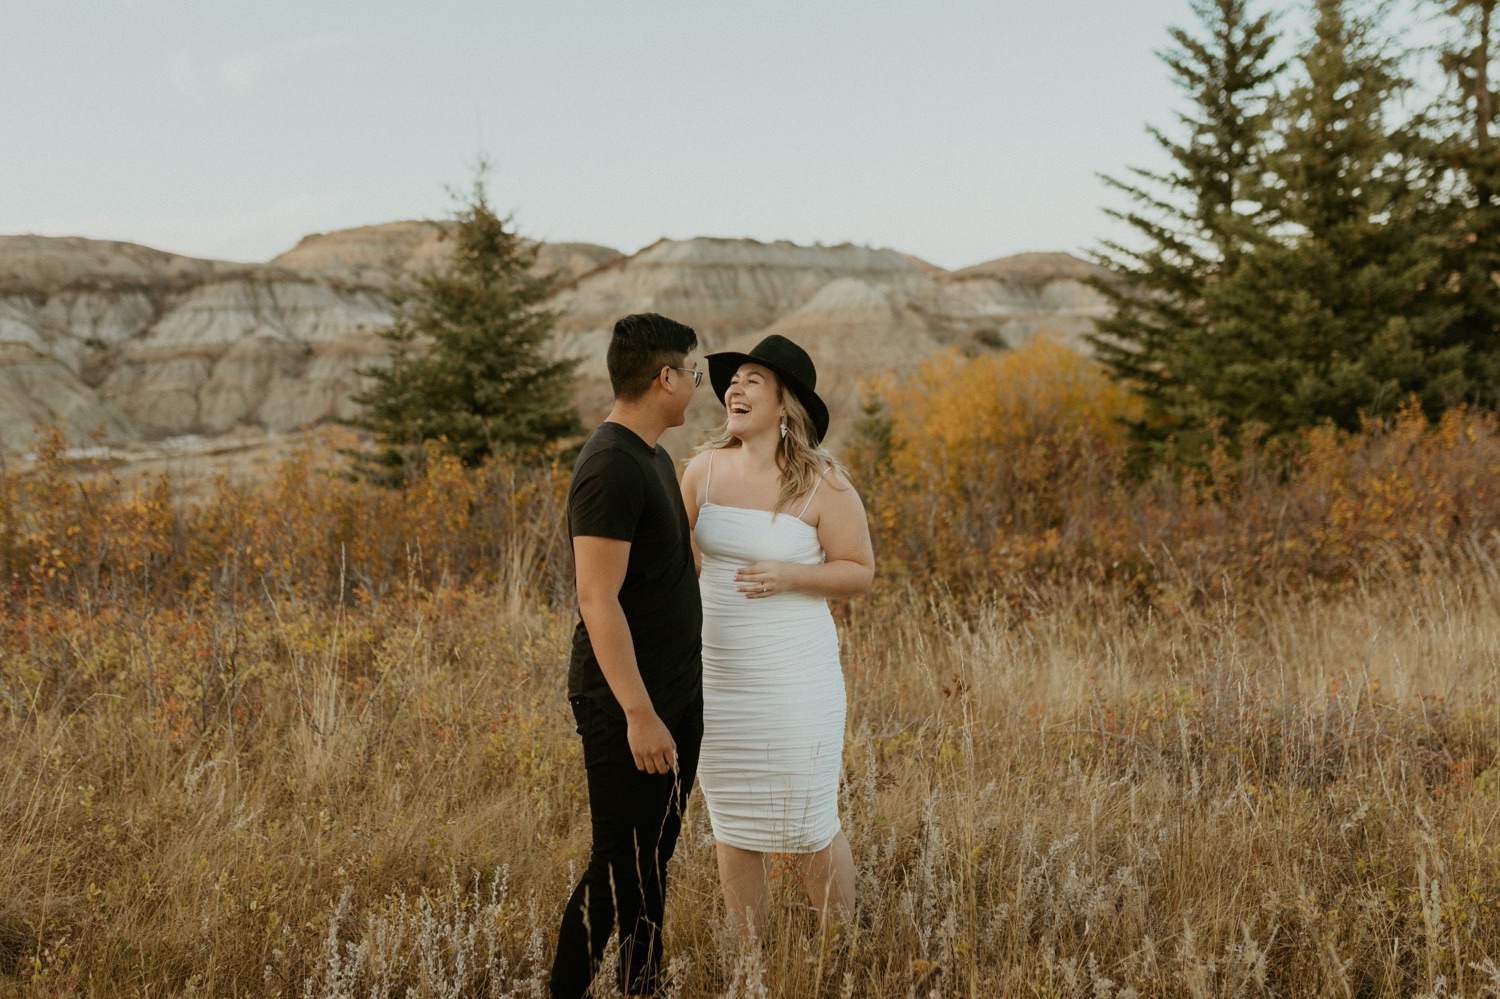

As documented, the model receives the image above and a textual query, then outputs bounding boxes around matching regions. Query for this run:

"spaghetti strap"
[797,470,825,519]
[704,449,716,507]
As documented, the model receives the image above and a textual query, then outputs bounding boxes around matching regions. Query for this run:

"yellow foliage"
[857,337,1141,587]
[852,342,1500,603]
[0,436,572,624]
[884,336,1138,477]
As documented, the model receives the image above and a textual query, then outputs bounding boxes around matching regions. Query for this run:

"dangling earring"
[779,418,788,440]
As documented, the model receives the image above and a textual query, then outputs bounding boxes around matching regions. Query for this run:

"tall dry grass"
[3,538,1499,994]
[3,343,1500,995]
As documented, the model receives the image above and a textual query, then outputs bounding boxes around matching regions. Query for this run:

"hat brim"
[706,351,831,445]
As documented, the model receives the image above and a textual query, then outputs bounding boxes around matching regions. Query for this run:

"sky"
[3,0,1206,272]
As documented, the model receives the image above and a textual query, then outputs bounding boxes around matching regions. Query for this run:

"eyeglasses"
[671,366,703,388]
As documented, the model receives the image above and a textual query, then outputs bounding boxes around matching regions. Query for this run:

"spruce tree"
[1426,0,1500,402]
[347,170,581,485]
[1089,0,1284,457]
[1197,0,1467,437]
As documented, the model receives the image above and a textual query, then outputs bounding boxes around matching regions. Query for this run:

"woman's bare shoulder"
[818,465,857,492]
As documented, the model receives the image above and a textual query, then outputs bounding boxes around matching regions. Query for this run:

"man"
[550,312,704,999]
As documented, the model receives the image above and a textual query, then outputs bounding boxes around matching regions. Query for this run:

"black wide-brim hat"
[706,334,831,445]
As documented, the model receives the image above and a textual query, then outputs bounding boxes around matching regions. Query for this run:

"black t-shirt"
[566,422,703,718]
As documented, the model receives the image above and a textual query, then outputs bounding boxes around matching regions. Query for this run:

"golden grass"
[3,550,1499,997]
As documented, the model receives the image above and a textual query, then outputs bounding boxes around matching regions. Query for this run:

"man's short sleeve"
[569,448,646,542]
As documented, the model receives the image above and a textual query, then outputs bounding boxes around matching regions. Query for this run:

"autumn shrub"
[852,338,1500,603]
[851,336,1141,587]
[0,435,572,626]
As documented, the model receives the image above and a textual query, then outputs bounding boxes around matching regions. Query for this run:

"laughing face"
[724,363,784,440]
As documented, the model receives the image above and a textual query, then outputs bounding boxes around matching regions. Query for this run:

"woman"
[680,334,875,940]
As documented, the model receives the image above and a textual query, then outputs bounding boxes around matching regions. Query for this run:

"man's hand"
[627,710,678,774]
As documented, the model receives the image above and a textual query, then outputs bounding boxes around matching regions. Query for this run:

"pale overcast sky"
[3,0,1211,271]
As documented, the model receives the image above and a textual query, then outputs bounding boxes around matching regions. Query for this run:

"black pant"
[549,691,702,999]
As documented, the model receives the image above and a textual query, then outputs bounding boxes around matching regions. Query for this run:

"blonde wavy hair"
[696,377,847,515]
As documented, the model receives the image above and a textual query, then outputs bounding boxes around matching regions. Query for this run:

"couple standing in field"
[548,313,875,999]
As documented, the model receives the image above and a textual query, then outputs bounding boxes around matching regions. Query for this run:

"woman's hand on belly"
[734,560,799,598]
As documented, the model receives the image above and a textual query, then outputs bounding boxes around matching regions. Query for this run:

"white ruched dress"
[695,460,845,852]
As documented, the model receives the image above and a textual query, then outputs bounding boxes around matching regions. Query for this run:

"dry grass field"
[4,344,1500,996]
[3,554,1499,997]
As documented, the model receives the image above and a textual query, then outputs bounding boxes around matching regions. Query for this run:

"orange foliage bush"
[851,337,1140,586]
[851,337,1500,603]
[0,435,574,742]
[0,433,573,628]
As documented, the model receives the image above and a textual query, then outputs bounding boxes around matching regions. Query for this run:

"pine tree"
[1426,0,1500,402]
[1089,0,1284,458]
[1196,0,1467,438]
[347,169,581,485]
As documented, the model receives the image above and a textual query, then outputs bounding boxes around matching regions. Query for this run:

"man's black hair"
[607,313,699,401]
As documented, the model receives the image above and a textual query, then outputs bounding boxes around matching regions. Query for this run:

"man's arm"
[680,452,707,576]
[573,535,679,774]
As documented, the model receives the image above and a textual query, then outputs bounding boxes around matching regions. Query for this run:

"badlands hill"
[0,224,1112,458]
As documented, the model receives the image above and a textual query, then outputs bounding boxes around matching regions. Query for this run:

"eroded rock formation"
[0,225,1111,455]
